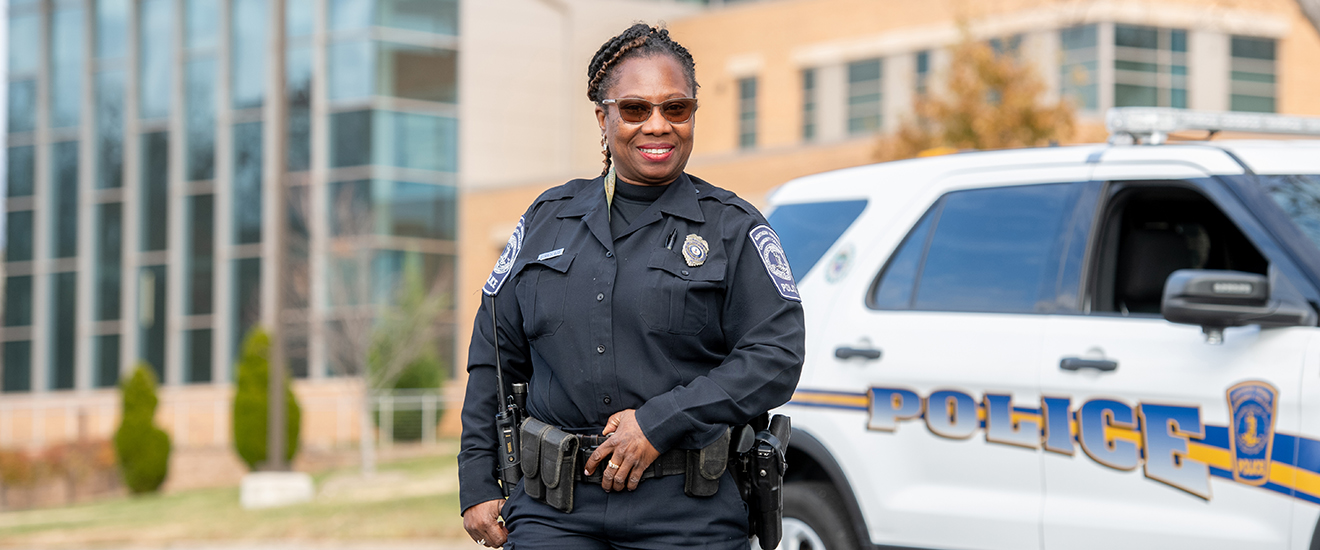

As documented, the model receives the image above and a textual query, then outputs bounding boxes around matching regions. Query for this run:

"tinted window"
[767,200,868,281]
[871,206,937,309]
[917,184,1082,312]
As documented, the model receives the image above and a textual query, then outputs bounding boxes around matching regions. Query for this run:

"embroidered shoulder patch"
[483,216,525,296]
[749,224,800,302]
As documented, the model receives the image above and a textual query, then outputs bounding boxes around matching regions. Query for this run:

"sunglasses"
[601,97,698,124]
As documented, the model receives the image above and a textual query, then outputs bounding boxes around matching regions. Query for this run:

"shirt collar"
[557,172,705,224]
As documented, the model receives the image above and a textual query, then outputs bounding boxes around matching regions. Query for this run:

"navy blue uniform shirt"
[457,173,806,513]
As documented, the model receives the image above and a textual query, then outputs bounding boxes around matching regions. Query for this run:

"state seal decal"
[483,216,525,296]
[1227,380,1278,486]
[683,234,709,267]
[749,224,800,302]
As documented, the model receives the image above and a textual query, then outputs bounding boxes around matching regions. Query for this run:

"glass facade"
[1061,25,1099,111]
[801,69,816,141]
[1,0,460,393]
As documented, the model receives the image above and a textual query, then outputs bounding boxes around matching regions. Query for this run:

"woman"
[459,24,805,549]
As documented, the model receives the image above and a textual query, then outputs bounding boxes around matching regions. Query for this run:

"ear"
[595,104,607,133]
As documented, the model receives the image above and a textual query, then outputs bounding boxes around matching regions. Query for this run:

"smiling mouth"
[638,147,674,161]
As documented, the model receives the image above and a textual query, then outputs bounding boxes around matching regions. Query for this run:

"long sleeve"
[634,225,806,453]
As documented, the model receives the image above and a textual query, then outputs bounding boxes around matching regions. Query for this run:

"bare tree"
[318,185,452,475]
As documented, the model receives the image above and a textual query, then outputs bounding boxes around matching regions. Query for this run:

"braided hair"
[587,23,699,176]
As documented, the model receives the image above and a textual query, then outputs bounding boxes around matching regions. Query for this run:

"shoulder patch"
[749,224,801,302]
[483,216,525,296]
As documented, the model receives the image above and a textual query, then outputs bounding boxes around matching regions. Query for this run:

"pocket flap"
[699,427,731,480]
[539,428,578,490]
[647,249,726,281]
[520,417,551,479]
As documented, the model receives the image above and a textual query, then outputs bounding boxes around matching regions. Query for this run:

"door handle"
[835,346,882,360]
[1060,357,1118,372]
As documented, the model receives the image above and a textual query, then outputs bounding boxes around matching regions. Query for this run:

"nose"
[640,104,671,135]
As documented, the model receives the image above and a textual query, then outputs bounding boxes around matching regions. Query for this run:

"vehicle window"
[1259,174,1320,252]
[870,205,937,309]
[767,199,868,281]
[870,183,1084,313]
[1093,185,1267,315]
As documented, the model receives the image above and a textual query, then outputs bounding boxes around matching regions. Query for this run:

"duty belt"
[575,441,689,484]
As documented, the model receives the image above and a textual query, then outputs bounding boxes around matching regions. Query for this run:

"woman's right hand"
[462,499,507,548]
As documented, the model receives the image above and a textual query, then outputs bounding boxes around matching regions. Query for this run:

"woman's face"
[595,54,696,186]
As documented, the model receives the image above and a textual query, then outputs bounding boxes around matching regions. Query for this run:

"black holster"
[519,417,580,512]
[732,414,791,550]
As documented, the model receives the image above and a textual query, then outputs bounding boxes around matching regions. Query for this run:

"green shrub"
[113,364,171,494]
[373,349,444,441]
[232,327,302,470]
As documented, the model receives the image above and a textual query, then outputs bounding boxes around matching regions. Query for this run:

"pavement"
[0,541,485,550]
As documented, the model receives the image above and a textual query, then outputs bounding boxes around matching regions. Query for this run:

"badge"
[483,216,525,296]
[682,234,708,267]
[749,224,800,302]
[1228,381,1278,486]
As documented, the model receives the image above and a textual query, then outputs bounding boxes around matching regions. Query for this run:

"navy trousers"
[503,471,750,549]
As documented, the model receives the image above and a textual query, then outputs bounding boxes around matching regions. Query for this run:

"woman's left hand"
[583,409,660,492]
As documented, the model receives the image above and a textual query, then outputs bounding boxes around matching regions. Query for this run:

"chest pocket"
[641,248,727,335]
[515,252,575,340]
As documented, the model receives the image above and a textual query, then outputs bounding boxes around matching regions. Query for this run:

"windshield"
[1260,174,1320,252]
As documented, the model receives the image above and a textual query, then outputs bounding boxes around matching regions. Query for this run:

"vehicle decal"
[789,384,1320,505]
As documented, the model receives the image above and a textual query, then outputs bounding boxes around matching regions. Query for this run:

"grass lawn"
[0,445,468,548]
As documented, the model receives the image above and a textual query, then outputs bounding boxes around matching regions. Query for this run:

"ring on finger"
[607,460,620,469]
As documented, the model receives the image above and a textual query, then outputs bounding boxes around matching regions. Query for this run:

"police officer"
[459,24,805,549]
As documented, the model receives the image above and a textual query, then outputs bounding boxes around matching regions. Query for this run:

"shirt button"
[596,293,605,301]
[603,396,612,405]
[681,270,689,276]
[597,345,606,354]
[605,251,613,258]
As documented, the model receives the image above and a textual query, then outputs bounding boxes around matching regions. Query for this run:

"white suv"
[766,109,1320,550]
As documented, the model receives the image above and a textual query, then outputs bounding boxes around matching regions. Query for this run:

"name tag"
[537,248,565,261]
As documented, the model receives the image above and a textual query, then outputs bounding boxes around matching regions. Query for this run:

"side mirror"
[1161,269,1316,343]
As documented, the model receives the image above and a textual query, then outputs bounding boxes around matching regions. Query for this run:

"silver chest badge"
[682,234,709,267]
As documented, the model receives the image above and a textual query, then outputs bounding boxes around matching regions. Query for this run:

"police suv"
[765,108,1320,550]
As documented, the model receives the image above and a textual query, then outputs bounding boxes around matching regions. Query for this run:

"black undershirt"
[609,179,668,239]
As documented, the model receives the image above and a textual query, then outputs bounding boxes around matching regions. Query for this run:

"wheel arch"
[786,427,877,550]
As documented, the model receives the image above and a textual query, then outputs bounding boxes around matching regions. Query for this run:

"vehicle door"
[1039,164,1317,550]
[805,168,1094,550]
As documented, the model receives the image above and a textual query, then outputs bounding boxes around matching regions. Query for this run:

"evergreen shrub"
[113,364,171,494]
[232,328,302,470]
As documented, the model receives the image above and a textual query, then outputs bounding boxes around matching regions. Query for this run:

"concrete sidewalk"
[0,540,486,550]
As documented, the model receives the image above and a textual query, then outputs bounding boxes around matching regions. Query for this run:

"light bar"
[1106,107,1320,144]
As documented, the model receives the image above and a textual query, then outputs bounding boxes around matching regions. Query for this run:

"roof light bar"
[1106,107,1320,145]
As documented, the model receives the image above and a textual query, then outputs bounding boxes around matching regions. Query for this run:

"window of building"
[7,145,34,197]
[288,45,313,171]
[1113,24,1187,108]
[6,211,34,262]
[330,180,457,241]
[331,110,457,172]
[231,0,267,109]
[1060,24,1099,111]
[139,0,173,119]
[848,58,883,135]
[4,275,33,327]
[915,50,931,97]
[9,12,39,75]
[50,272,78,390]
[377,42,458,103]
[233,121,264,244]
[379,0,458,35]
[97,70,125,189]
[98,0,128,59]
[95,203,123,321]
[738,77,757,149]
[185,329,213,383]
[185,0,218,51]
[801,69,817,141]
[51,141,80,258]
[138,266,167,381]
[232,258,262,355]
[9,80,36,133]
[3,341,32,393]
[51,6,84,128]
[186,59,217,180]
[186,194,215,315]
[1230,36,1276,113]
[141,132,170,251]
[870,183,1086,313]
[94,335,120,388]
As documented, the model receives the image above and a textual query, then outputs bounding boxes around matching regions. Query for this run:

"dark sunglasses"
[601,97,698,124]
